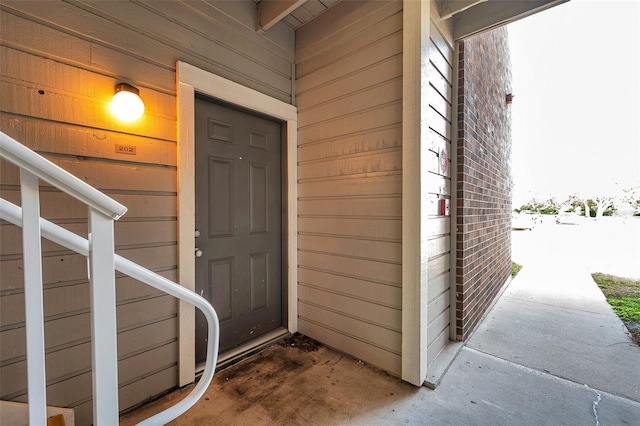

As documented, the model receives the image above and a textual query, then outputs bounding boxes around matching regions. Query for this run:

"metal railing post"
[20,169,48,425]
[88,208,120,425]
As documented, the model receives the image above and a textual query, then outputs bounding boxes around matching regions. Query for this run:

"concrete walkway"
[122,246,640,425]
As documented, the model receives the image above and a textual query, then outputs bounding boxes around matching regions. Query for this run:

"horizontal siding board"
[39,367,93,409]
[137,0,293,68]
[116,295,177,331]
[298,268,401,308]
[73,1,290,92]
[0,190,176,222]
[298,196,401,218]
[427,291,450,323]
[296,10,402,77]
[0,11,176,94]
[298,234,401,263]
[427,236,450,259]
[298,217,401,241]
[298,172,401,198]
[296,0,400,60]
[0,45,177,125]
[298,149,401,180]
[1,297,176,368]
[430,21,454,66]
[297,55,402,109]
[426,326,449,365]
[428,84,452,122]
[427,273,450,303]
[1,245,177,292]
[1,220,175,256]
[429,36,453,73]
[299,302,400,352]
[0,115,177,166]
[426,171,451,194]
[298,251,401,286]
[118,342,177,386]
[428,62,453,103]
[296,33,402,95]
[0,8,92,65]
[0,274,170,327]
[0,78,175,142]
[427,105,451,140]
[49,355,178,425]
[428,217,451,237]
[428,128,451,153]
[298,319,401,376]
[298,125,401,163]
[117,318,178,359]
[117,364,178,410]
[1,1,180,67]
[2,1,291,102]
[298,286,401,331]
[427,307,449,346]
[1,156,176,193]
[298,102,402,144]
[428,254,450,279]
[298,77,402,127]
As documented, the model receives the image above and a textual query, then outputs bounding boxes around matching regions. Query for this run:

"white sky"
[508,0,640,206]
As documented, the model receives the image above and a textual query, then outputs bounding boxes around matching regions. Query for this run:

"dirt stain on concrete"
[121,333,418,426]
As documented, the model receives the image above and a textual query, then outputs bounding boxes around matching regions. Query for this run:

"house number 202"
[115,144,136,155]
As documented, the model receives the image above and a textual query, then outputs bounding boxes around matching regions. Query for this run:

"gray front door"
[194,96,282,362]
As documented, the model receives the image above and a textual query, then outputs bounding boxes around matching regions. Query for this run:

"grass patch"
[511,261,523,277]
[591,273,640,299]
[606,298,640,322]
[592,273,640,345]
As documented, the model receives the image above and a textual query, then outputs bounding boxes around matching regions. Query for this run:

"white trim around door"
[176,61,298,386]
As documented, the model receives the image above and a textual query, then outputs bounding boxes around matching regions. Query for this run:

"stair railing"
[0,131,219,425]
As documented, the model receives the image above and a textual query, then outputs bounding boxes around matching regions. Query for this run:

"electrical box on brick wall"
[439,198,450,216]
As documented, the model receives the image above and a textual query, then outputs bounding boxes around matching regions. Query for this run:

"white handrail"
[0,132,219,424]
[1,198,219,424]
[0,132,127,220]
[0,199,220,425]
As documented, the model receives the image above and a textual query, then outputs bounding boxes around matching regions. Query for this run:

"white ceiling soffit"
[256,0,341,31]
[446,0,570,40]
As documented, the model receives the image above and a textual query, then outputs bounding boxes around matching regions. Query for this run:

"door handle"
[195,248,203,258]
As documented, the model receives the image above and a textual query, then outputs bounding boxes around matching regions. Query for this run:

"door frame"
[176,61,298,386]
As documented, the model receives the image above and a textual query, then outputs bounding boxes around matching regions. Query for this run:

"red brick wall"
[456,27,513,340]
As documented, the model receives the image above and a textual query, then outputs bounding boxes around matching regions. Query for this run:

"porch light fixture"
[110,83,144,122]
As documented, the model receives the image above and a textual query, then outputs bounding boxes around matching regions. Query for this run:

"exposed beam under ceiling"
[258,0,308,31]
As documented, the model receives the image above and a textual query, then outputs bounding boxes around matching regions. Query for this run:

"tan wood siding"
[0,2,294,424]
[426,17,454,366]
[296,0,403,376]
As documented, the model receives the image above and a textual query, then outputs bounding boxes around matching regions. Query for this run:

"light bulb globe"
[110,86,144,122]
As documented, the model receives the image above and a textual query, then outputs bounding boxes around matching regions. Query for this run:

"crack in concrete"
[584,384,602,426]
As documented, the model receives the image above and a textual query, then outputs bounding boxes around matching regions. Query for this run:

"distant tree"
[583,198,615,218]
[619,186,640,216]
[516,197,559,215]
